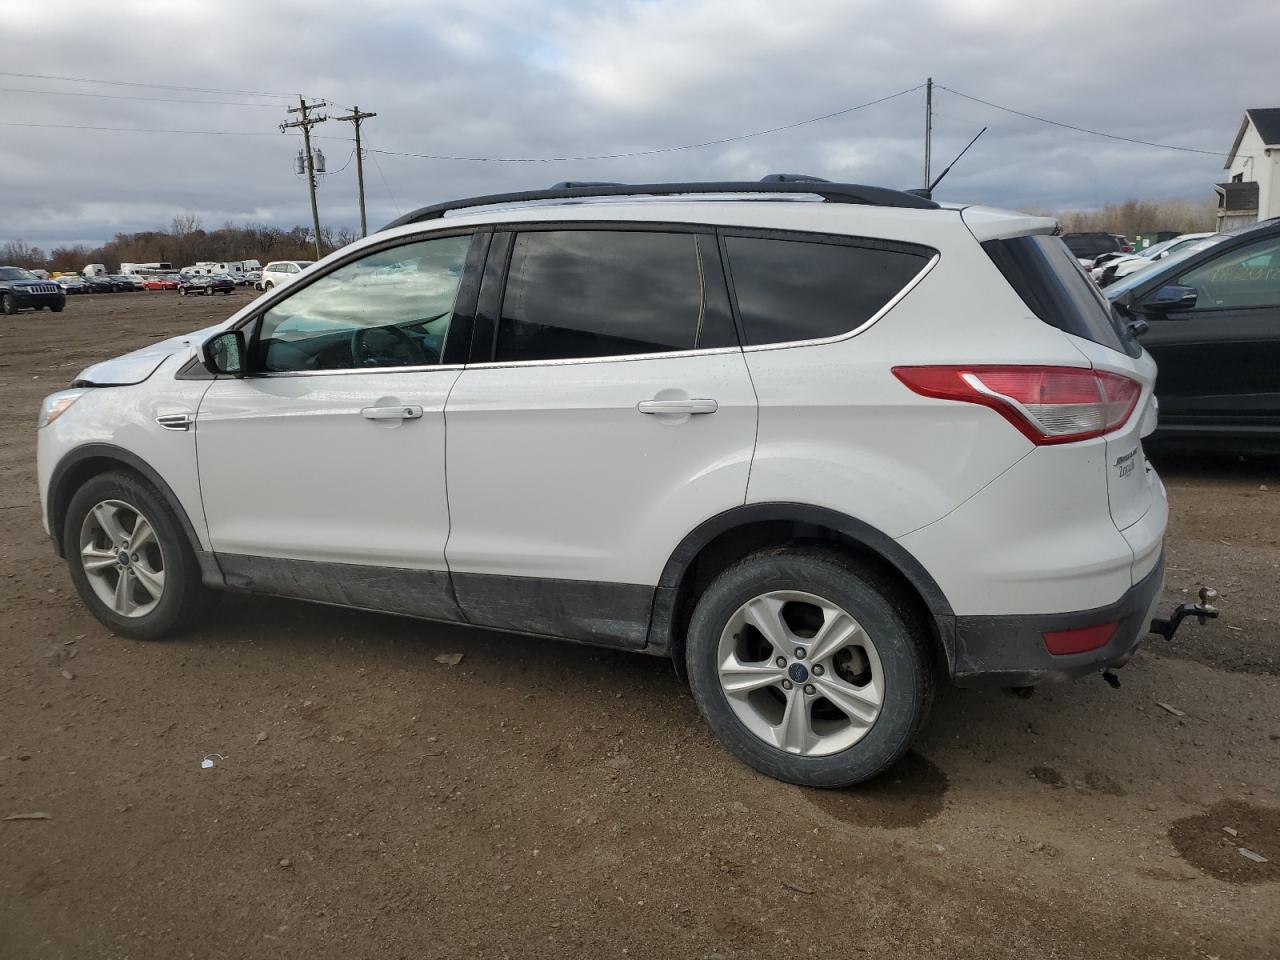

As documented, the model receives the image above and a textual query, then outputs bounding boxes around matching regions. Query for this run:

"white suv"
[36,180,1168,786]
[257,260,314,290]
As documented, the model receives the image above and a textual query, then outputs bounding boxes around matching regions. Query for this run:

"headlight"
[38,390,88,429]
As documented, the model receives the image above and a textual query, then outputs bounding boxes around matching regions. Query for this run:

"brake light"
[1042,621,1118,655]
[892,365,1141,445]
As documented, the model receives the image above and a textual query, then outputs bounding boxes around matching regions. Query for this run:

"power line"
[364,84,925,163]
[0,86,282,107]
[0,70,296,99]
[0,120,279,135]
[936,84,1233,158]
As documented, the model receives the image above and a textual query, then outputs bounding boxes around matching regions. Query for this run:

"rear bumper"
[951,552,1165,688]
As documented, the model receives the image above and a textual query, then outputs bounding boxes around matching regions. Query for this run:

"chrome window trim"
[253,362,466,379]
[463,345,742,371]
[739,251,940,353]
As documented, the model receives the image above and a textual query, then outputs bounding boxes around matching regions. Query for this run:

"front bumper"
[951,552,1165,688]
[13,290,66,309]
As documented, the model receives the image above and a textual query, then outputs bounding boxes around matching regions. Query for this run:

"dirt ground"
[1,291,1277,960]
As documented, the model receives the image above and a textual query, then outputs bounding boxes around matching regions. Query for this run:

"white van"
[81,264,108,278]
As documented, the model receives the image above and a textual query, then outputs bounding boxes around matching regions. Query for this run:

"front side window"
[255,234,471,373]
[725,235,931,346]
[1175,236,1280,311]
[496,230,704,362]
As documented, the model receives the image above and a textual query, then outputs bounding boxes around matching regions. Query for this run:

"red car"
[142,276,179,291]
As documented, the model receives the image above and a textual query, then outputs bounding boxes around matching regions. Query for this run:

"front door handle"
[637,398,718,416]
[361,404,423,421]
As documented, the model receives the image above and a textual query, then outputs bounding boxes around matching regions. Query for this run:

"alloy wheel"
[716,590,883,756]
[78,499,166,618]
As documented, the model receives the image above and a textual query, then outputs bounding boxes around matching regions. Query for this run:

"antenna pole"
[334,106,377,238]
[923,77,933,190]
[281,97,328,259]
[929,126,988,192]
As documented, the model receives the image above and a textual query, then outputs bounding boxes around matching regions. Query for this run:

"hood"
[73,323,224,386]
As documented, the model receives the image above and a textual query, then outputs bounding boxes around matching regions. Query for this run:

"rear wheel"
[63,471,211,640]
[685,547,934,787]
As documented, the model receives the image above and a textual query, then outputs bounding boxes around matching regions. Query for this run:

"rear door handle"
[361,404,423,420]
[637,398,718,415]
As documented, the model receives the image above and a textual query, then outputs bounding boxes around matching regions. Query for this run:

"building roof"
[1225,108,1280,168]
[1214,180,1259,212]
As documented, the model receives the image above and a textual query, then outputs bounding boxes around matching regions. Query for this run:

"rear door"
[442,225,757,649]
[1137,233,1280,434]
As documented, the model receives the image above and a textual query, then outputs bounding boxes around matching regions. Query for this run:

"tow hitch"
[1149,587,1219,641]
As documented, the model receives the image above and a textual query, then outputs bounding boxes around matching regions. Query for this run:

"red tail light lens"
[892,365,1142,445]
[1042,621,1118,655]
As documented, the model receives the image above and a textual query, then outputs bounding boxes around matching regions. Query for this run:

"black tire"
[685,546,934,787]
[62,470,211,640]
[263,281,274,290]
[1,294,16,315]
[179,287,187,297]
[51,304,64,312]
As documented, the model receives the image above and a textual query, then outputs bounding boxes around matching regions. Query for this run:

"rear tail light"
[1042,621,1118,655]
[892,365,1142,445]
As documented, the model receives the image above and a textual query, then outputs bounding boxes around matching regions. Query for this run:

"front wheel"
[685,547,934,787]
[63,471,211,640]
[1,294,16,315]
[51,304,64,313]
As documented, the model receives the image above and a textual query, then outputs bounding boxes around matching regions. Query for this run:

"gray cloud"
[2,0,1275,249]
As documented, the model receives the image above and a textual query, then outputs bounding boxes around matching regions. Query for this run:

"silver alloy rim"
[78,499,166,618]
[717,590,883,757]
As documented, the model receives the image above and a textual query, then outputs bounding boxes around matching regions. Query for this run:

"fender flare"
[46,442,206,562]
[646,502,956,670]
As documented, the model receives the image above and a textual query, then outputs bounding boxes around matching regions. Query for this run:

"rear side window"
[723,235,932,346]
[496,230,704,362]
[983,235,1134,355]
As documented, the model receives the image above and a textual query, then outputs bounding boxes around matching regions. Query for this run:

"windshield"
[1105,237,1227,298]
[1135,238,1177,258]
[0,267,36,281]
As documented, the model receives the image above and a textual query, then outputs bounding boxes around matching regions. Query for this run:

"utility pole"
[923,77,933,191]
[281,97,328,259]
[333,105,377,238]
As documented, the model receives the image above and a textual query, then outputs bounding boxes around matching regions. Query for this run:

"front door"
[1141,233,1280,435]
[443,227,758,648]
[196,231,479,620]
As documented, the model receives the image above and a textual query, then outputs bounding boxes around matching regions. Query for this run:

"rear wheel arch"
[648,503,956,680]
[48,445,205,564]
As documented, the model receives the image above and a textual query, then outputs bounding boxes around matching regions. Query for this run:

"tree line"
[1031,197,1218,238]
[0,216,358,273]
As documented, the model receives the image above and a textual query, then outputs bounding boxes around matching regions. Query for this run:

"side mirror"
[1142,284,1198,313]
[201,330,246,377]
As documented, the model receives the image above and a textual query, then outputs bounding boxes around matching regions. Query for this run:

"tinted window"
[1175,236,1280,310]
[724,235,930,346]
[983,234,1135,355]
[496,231,703,362]
[256,234,471,372]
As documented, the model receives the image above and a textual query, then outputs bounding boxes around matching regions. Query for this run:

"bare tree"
[0,240,47,269]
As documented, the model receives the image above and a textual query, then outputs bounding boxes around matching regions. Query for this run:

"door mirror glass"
[202,330,246,376]
[1142,284,1198,313]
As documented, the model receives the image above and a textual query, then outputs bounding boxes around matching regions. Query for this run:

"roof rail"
[759,173,831,183]
[383,179,939,229]
[549,180,627,188]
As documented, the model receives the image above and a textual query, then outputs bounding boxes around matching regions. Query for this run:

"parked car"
[178,273,235,296]
[83,276,115,294]
[1107,216,1280,450]
[36,179,1175,788]
[1062,231,1125,267]
[257,260,313,290]
[0,265,66,314]
[55,275,90,295]
[142,276,180,291]
[243,270,262,286]
[106,274,145,292]
[1094,233,1224,287]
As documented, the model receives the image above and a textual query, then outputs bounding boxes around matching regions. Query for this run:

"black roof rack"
[384,179,939,229]
[759,173,831,183]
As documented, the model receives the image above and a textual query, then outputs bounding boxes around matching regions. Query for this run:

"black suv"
[178,273,236,296]
[0,266,67,314]
[1062,232,1125,263]
[1107,217,1280,450]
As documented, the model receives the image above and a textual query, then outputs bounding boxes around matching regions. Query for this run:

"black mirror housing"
[201,330,246,377]
[1142,284,1198,313]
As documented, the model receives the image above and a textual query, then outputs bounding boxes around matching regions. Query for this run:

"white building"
[1217,108,1280,230]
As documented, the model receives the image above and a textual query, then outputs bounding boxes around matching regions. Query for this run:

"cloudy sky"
[2,0,1275,249]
